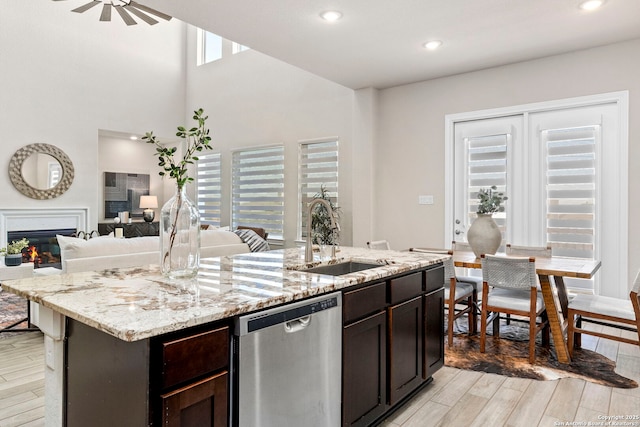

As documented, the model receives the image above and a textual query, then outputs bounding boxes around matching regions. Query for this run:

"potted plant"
[310,184,341,246]
[467,186,507,257]
[142,108,213,279]
[1,238,29,266]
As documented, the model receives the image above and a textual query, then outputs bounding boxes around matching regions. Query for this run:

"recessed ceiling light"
[320,10,342,22]
[423,40,443,50]
[579,0,605,11]
[130,136,138,140]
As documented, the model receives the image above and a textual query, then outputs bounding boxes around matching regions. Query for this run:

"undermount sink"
[302,261,383,276]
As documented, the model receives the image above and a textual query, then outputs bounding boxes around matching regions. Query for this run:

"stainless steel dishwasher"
[234,292,342,427]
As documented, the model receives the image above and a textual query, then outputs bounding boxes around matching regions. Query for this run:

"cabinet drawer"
[162,326,229,389]
[389,272,422,304]
[343,282,387,324]
[424,265,444,293]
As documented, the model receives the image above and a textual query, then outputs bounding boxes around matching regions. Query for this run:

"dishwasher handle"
[284,315,311,333]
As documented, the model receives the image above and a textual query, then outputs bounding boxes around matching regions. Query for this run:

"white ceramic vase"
[466,213,502,258]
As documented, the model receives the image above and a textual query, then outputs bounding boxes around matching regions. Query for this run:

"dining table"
[451,251,602,364]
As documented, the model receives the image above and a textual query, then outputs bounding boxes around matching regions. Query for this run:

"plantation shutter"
[299,139,339,240]
[197,153,221,227]
[232,146,284,239]
[466,133,508,247]
[544,126,598,260]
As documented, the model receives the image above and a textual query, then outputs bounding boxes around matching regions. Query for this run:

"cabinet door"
[343,311,387,427]
[423,288,445,379]
[161,371,228,427]
[388,296,423,405]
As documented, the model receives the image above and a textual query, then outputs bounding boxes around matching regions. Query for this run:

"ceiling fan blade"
[71,1,101,13]
[124,5,158,25]
[99,3,112,21]
[114,5,137,25]
[128,1,172,21]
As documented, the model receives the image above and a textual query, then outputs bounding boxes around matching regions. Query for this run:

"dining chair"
[567,270,640,357]
[506,244,552,258]
[367,240,391,250]
[480,254,550,363]
[503,244,552,325]
[411,248,478,346]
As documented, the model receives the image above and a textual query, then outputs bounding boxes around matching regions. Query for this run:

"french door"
[446,93,628,297]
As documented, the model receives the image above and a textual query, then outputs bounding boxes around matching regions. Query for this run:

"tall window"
[298,139,339,240]
[197,153,222,227]
[232,146,285,239]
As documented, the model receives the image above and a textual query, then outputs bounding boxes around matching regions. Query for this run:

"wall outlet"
[418,195,434,205]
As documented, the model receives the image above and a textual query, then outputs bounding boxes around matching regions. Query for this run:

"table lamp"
[139,195,158,222]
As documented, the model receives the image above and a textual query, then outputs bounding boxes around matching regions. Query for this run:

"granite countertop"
[1,246,446,342]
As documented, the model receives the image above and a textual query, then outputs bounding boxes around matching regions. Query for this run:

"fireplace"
[1,208,89,270]
[7,228,75,269]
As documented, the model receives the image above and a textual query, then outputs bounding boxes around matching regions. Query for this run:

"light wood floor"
[0,322,638,427]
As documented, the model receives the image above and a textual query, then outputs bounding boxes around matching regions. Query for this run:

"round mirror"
[9,143,74,199]
[20,153,63,190]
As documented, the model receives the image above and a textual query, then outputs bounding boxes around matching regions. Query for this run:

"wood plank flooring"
[0,322,638,426]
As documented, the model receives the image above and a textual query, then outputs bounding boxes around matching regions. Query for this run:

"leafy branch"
[476,185,507,214]
[142,108,213,190]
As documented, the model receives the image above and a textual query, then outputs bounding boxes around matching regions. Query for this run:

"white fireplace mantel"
[0,208,89,248]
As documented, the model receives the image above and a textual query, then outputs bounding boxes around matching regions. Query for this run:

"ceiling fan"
[54,0,172,26]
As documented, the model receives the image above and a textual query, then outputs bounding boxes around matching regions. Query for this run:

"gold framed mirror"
[8,143,74,199]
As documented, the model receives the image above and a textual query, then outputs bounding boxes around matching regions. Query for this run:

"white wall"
[183,26,356,246]
[0,1,186,230]
[375,38,640,289]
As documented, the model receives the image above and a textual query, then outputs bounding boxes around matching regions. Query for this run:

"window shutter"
[299,140,339,240]
[232,146,284,239]
[197,153,221,227]
[466,133,508,243]
[544,126,598,259]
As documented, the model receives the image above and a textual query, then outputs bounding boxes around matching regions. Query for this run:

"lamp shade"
[139,195,158,209]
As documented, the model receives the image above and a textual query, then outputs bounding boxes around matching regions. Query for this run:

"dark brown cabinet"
[152,325,230,427]
[343,311,387,427]
[423,288,445,378]
[341,264,444,427]
[342,282,387,427]
[98,221,159,237]
[161,371,228,427]
[388,296,423,405]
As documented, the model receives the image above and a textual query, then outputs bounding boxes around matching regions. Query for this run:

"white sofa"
[56,229,250,274]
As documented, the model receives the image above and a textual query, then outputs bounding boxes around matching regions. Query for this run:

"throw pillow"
[233,229,270,252]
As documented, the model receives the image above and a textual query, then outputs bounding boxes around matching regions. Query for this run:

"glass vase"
[160,186,200,279]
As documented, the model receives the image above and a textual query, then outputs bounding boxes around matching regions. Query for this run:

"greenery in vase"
[0,238,29,255]
[476,185,507,214]
[142,109,213,275]
[142,108,213,190]
[311,184,341,245]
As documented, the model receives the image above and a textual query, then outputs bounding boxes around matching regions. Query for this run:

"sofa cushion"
[201,229,244,247]
[233,229,270,252]
[57,235,159,260]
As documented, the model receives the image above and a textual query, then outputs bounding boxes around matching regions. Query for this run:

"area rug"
[445,322,637,389]
[0,287,30,338]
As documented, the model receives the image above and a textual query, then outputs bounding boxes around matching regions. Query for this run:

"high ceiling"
[148,0,640,89]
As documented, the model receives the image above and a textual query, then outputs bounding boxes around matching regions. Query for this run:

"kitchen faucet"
[305,198,338,262]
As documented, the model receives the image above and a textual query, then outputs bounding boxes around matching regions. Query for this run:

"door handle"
[284,316,311,333]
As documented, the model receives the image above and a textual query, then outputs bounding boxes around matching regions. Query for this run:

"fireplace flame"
[28,246,38,262]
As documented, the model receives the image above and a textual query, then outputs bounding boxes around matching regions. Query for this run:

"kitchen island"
[3,246,447,426]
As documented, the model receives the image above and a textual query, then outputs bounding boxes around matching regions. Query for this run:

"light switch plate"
[418,195,434,205]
